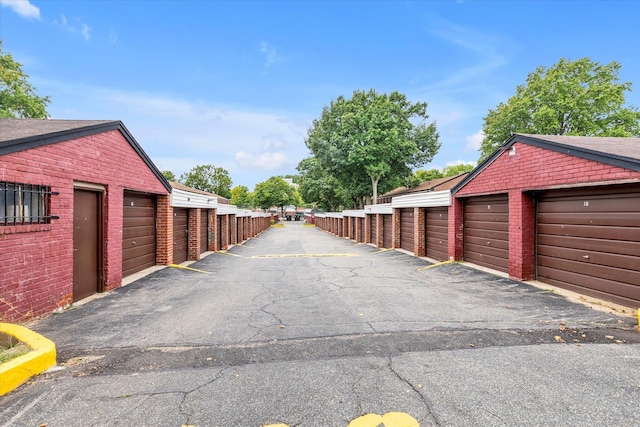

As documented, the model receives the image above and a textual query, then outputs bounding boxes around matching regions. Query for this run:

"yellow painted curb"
[169,264,213,274]
[0,323,56,396]
[417,260,454,271]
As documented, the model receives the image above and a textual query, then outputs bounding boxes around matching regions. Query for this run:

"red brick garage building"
[0,119,171,322]
[450,134,640,307]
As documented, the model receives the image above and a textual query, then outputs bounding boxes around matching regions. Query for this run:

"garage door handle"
[132,241,136,245]
[583,255,590,259]
[486,241,491,245]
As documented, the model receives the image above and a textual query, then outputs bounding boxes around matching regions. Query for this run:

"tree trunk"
[371,176,379,204]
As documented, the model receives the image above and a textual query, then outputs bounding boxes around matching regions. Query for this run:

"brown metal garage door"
[400,208,414,252]
[382,214,393,248]
[173,208,189,264]
[358,217,364,242]
[537,186,640,307]
[426,207,448,261]
[200,209,209,254]
[369,216,377,244]
[464,194,509,273]
[122,191,156,277]
[217,215,224,250]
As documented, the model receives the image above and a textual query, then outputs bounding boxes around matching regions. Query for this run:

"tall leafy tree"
[252,176,295,213]
[296,157,349,211]
[480,57,640,159]
[179,164,232,199]
[442,162,475,177]
[305,89,440,203]
[0,41,50,118]
[230,185,253,209]
[161,170,176,181]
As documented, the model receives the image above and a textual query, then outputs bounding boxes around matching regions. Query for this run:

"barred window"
[0,182,57,226]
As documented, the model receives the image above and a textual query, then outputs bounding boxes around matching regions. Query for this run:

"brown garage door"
[369,215,377,244]
[200,209,209,254]
[122,191,156,277]
[216,215,223,251]
[358,217,364,242]
[173,208,189,264]
[400,208,414,252]
[537,186,640,307]
[464,194,509,273]
[426,207,448,262]
[382,214,393,248]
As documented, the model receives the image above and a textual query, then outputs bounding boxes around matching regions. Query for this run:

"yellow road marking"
[168,264,213,274]
[262,425,289,427]
[373,248,394,255]
[416,260,454,271]
[216,251,242,257]
[251,253,359,259]
[349,412,419,427]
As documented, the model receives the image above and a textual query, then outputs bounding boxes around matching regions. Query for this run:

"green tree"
[179,164,232,198]
[306,89,440,203]
[253,176,295,214]
[415,168,444,182]
[0,41,50,118]
[442,162,475,177]
[230,185,253,209]
[161,170,176,181]
[296,157,349,211]
[480,57,640,159]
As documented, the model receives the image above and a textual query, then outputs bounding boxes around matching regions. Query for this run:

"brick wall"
[0,129,168,322]
[452,142,640,279]
[414,207,426,257]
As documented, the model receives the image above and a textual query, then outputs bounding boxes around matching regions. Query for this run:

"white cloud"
[0,0,40,19]
[235,151,291,171]
[41,80,311,186]
[52,13,91,41]
[260,41,284,68]
[465,130,484,150]
[446,160,475,167]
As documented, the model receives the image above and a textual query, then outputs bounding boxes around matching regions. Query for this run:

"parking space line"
[251,253,359,259]
[417,260,453,271]
[168,264,213,274]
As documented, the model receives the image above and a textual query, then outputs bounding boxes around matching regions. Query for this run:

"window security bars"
[0,182,58,226]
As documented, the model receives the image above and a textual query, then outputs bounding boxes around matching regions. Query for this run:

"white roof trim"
[342,209,366,218]
[326,212,343,218]
[391,190,451,208]
[364,203,392,215]
[217,204,238,215]
[171,188,218,208]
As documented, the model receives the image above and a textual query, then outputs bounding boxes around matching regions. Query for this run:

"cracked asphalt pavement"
[2,222,640,426]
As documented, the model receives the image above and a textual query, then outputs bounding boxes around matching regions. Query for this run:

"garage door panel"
[464,228,509,243]
[538,223,640,241]
[537,234,640,257]
[122,192,156,277]
[382,215,393,248]
[537,186,640,306]
[538,196,640,213]
[464,194,509,273]
[400,209,414,252]
[173,208,188,264]
[537,270,640,307]
[537,212,640,227]
[464,250,509,271]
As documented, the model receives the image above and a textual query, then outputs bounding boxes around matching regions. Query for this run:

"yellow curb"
[168,264,213,274]
[417,260,454,271]
[0,323,56,396]
[303,224,316,227]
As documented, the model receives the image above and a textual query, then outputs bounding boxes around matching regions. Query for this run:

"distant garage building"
[451,134,640,307]
[0,119,171,322]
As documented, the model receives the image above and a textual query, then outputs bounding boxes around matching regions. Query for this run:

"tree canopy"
[480,57,640,159]
[230,185,253,209]
[305,89,440,204]
[296,157,349,211]
[161,170,176,181]
[179,164,232,199]
[0,41,50,118]
[252,176,296,212]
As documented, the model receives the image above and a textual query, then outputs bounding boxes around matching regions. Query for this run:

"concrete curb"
[0,322,56,396]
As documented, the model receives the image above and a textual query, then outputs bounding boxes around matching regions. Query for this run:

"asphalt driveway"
[2,221,639,426]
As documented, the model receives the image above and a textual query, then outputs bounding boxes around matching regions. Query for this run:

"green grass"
[0,333,31,364]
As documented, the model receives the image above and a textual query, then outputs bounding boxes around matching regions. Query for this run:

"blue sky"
[2,0,639,189]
